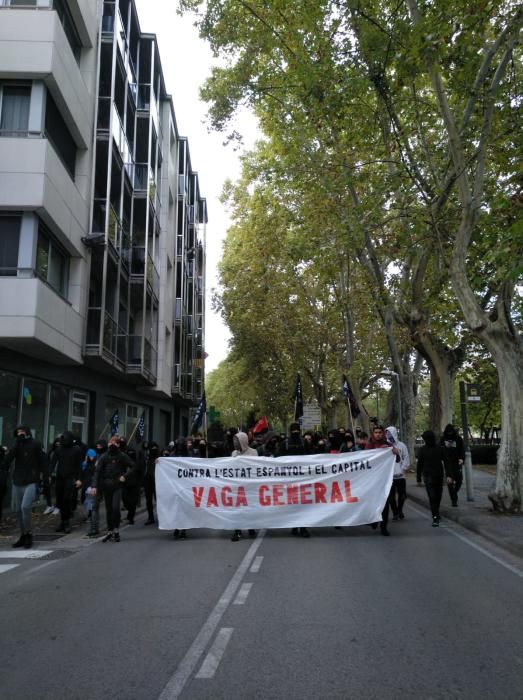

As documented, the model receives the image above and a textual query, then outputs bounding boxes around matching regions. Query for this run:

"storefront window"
[48,384,70,446]
[0,371,20,447]
[20,378,47,442]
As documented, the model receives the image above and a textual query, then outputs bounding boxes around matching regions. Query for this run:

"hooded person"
[417,430,454,526]
[232,431,258,457]
[6,425,48,549]
[440,424,465,506]
[385,426,410,520]
[230,431,257,542]
[50,431,84,534]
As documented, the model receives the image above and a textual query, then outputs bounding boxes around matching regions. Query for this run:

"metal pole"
[459,381,475,501]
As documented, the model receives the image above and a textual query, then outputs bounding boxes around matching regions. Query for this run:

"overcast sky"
[134,0,259,373]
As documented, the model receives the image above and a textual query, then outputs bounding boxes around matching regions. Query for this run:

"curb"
[407,489,523,560]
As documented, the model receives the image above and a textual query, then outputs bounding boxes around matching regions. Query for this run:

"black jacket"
[94,450,136,488]
[6,437,48,486]
[417,445,451,483]
[51,445,83,481]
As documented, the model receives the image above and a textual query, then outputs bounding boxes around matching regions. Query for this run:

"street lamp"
[381,370,403,439]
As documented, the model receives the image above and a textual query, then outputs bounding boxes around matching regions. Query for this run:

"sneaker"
[63,522,72,534]
[392,515,399,521]
[291,528,299,536]
[180,530,187,540]
[23,532,33,549]
[144,518,155,525]
[127,518,134,525]
[52,507,60,515]
[102,532,113,542]
[399,513,405,520]
[432,517,439,527]
[248,529,257,538]
[43,506,54,515]
[452,501,458,507]
[231,530,241,542]
[300,527,310,538]
[173,529,180,539]
[113,532,120,542]
[12,535,25,548]
[380,527,391,536]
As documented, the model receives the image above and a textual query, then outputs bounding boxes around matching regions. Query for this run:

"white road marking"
[22,560,59,576]
[195,628,234,679]
[233,582,253,605]
[0,564,19,574]
[407,502,523,578]
[157,530,265,700]
[0,550,52,559]
[250,555,263,573]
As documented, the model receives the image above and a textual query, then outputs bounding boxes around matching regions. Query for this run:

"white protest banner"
[156,449,395,530]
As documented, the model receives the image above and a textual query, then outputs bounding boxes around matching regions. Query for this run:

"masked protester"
[50,431,83,534]
[86,439,107,537]
[92,436,137,542]
[144,442,159,525]
[385,426,410,521]
[6,425,48,549]
[417,430,454,526]
[440,424,465,507]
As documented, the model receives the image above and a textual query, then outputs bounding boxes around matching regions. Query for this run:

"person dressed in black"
[0,445,9,522]
[144,442,159,525]
[417,430,455,526]
[50,431,83,534]
[440,424,465,507]
[6,425,48,549]
[92,436,137,542]
[120,437,142,525]
[279,422,310,538]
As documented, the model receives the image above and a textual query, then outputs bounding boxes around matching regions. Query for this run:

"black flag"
[109,409,119,436]
[191,392,206,435]
[294,373,304,421]
[342,375,360,417]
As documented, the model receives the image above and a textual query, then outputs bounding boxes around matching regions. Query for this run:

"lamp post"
[382,370,403,439]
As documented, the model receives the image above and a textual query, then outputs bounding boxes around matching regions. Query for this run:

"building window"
[0,215,20,275]
[52,0,82,64]
[5,1,39,6]
[36,224,69,298]
[45,91,77,178]
[0,84,31,136]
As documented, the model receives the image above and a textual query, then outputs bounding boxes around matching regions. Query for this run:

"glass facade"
[0,371,90,448]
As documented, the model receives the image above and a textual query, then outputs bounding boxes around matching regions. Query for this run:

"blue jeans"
[12,483,38,533]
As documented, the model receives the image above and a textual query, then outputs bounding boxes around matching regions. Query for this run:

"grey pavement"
[406,466,523,559]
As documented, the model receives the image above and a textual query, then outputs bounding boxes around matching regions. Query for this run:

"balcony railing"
[130,247,160,299]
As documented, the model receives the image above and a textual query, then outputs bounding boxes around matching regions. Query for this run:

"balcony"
[131,247,159,299]
[85,309,157,384]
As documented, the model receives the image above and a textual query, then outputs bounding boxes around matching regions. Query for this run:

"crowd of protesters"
[0,419,463,548]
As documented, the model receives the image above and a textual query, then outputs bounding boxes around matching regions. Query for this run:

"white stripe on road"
[0,564,19,574]
[195,628,234,679]
[157,530,266,700]
[233,582,253,605]
[250,555,264,573]
[0,550,52,559]
[407,503,523,578]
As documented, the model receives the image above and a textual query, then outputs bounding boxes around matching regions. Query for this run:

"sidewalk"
[406,466,523,559]
[0,497,147,548]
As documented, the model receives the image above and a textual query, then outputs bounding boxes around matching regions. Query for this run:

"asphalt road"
[1,504,522,700]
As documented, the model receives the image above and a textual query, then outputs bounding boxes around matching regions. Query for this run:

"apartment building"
[0,0,207,449]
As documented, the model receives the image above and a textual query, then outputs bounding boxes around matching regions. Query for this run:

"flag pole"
[97,424,110,440]
[127,415,141,444]
[347,397,357,442]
